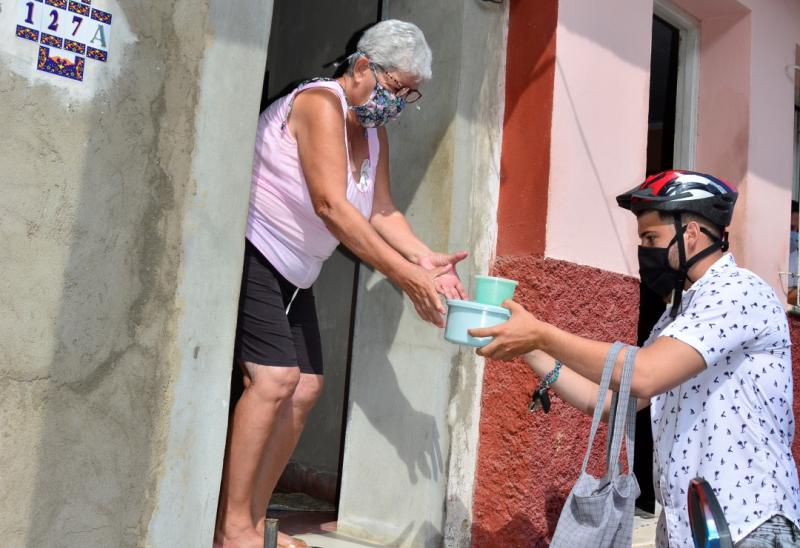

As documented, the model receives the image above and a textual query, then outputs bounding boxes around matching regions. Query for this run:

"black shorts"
[234,240,323,375]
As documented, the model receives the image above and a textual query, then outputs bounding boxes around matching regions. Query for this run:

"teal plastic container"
[444,300,511,347]
[474,275,518,306]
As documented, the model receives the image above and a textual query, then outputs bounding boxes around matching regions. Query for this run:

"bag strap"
[623,386,638,475]
[606,349,639,477]
[580,341,624,473]
[606,345,637,477]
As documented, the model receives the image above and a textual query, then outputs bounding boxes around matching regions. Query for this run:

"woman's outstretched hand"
[399,264,451,327]
[417,251,469,301]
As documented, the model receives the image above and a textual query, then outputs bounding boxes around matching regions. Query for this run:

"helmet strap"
[668,216,727,318]
[669,214,688,318]
[684,227,727,276]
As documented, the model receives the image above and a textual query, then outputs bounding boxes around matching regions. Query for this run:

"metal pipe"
[264,518,279,548]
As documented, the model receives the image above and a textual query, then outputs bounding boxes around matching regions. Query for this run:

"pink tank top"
[246,80,379,288]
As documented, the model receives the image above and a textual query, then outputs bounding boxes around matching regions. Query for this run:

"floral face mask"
[350,64,406,128]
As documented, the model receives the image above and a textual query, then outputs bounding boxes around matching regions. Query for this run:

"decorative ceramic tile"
[14,0,112,81]
[37,45,84,81]
[64,38,85,54]
[40,31,62,48]
[15,24,39,42]
[85,46,106,62]
[68,1,89,16]
[90,8,110,24]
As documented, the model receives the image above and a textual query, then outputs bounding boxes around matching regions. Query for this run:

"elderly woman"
[214,20,467,548]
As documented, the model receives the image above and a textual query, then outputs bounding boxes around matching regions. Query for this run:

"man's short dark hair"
[791,200,799,214]
[637,209,723,240]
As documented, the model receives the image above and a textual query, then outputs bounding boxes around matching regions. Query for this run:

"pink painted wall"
[737,0,800,297]
[671,0,799,298]
[674,3,750,259]
[545,0,800,301]
[544,0,653,277]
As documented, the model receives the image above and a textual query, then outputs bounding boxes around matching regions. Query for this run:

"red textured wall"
[471,256,639,547]
[496,0,558,257]
[471,258,800,546]
[789,317,800,467]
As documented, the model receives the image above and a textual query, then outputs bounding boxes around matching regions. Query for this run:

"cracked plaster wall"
[0,0,271,545]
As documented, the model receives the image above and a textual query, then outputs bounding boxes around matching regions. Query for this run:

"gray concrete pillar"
[0,0,272,545]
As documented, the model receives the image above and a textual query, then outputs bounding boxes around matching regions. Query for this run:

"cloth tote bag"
[550,342,640,548]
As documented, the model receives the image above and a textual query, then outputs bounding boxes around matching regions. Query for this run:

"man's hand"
[417,251,469,301]
[470,300,541,360]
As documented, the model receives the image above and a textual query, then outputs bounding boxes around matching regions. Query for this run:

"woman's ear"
[352,56,371,83]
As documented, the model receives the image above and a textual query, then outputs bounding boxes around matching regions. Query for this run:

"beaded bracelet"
[528,360,562,414]
[542,360,562,387]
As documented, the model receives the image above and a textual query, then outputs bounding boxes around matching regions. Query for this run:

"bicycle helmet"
[616,170,737,228]
[617,170,738,317]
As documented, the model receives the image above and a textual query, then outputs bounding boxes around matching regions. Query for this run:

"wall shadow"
[349,277,444,485]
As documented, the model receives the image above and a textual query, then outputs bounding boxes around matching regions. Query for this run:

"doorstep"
[273,510,386,548]
[632,507,658,548]
[269,492,384,548]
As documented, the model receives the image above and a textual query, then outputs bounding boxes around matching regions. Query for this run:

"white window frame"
[654,0,699,170]
[793,104,799,201]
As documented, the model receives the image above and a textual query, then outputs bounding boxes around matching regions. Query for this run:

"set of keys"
[528,385,552,413]
[528,359,562,414]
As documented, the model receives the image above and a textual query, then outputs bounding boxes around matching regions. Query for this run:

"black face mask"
[638,243,681,298]
[637,218,729,317]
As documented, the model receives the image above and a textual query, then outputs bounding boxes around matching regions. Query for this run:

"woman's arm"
[290,89,446,326]
[524,350,649,420]
[369,128,432,263]
[369,128,468,300]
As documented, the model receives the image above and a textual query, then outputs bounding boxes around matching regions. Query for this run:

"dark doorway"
[636,13,681,514]
[230,0,383,514]
[646,16,679,176]
[260,1,383,109]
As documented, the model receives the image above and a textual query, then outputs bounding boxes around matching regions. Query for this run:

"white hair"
[353,19,433,81]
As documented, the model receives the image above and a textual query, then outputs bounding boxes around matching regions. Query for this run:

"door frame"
[654,0,699,170]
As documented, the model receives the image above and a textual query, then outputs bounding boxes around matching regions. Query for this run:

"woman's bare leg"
[251,373,324,545]
[214,363,300,548]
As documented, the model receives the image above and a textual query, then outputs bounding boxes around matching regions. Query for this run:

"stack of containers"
[444,276,518,347]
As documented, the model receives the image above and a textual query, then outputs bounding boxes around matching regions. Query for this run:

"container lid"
[446,299,511,316]
[474,275,518,285]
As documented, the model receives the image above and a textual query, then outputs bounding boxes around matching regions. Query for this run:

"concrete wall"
[335,1,508,546]
[0,0,271,545]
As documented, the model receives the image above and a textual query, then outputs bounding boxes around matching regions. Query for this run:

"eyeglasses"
[371,63,422,103]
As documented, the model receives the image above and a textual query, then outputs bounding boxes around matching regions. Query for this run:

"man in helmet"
[471,170,800,547]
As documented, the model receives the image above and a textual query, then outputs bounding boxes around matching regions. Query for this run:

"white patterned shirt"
[644,254,800,546]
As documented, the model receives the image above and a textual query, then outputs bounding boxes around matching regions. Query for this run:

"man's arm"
[471,301,706,399]
[525,350,651,418]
